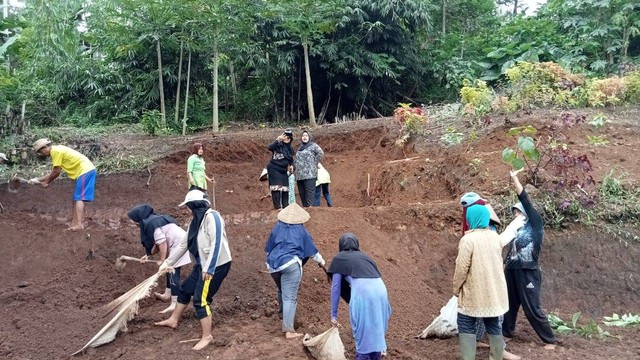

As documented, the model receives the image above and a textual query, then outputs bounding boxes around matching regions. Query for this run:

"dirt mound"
[1,115,639,359]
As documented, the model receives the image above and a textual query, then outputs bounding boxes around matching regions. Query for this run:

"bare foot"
[66,225,84,231]
[477,341,490,348]
[192,335,213,350]
[503,350,521,360]
[159,302,176,314]
[154,292,171,302]
[543,344,556,350]
[285,332,304,339]
[154,318,178,329]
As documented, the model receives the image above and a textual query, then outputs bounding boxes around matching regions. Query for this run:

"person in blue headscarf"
[327,233,391,360]
[265,203,326,339]
[453,205,509,360]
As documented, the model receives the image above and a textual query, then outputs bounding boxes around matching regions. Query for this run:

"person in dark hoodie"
[327,233,391,360]
[127,204,191,314]
[502,168,558,349]
[294,130,324,207]
[267,129,295,209]
[265,203,326,339]
[155,190,232,351]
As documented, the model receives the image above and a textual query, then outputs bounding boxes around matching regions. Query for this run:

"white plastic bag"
[303,327,347,360]
[416,296,458,339]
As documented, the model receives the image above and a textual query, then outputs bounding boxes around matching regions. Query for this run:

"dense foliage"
[2,0,640,134]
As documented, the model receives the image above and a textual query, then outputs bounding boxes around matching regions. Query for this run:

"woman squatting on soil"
[327,232,391,360]
[31,138,97,231]
[502,169,559,349]
[155,190,232,351]
[187,142,214,194]
[127,204,191,314]
[267,129,295,209]
[264,203,326,339]
[453,204,509,360]
[294,130,324,207]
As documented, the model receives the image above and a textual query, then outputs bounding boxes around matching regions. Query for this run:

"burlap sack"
[302,327,347,360]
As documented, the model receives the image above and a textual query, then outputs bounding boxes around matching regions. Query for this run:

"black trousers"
[271,190,289,209]
[177,262,231,319]
[502,268,556,344]
[297,178,316,207]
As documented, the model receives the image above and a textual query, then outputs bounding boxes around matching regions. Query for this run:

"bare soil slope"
[1,112,639,360]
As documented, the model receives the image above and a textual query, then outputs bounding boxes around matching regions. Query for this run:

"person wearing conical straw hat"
[31,138,97,231]
[264,203,326,339]
[0,152,8,165]
[155,190,232,351]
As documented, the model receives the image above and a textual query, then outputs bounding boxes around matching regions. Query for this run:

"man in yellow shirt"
[32,138,97,231]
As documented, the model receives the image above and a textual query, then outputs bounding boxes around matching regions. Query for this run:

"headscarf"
[327,233,382,303]
[191,142,203,155]
[185,200,210,257]
[512,202,528,221]
[127,204,178,256]
[327,233,382,279]
[465,204,490,230]
[460,192,486,234]
[298,130,314,152]
[276,131,294,162]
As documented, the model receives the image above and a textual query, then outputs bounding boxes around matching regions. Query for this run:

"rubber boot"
[325,193,333,207]
[159,296,178,314]
[459,333,477,360]
[488,334,505,360]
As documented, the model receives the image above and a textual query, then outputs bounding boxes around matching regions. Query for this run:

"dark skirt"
[267,161,289,187]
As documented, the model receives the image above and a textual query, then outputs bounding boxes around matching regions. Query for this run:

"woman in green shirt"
[187,143,214,192]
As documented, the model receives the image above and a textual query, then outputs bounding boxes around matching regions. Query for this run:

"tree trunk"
[174,40,184,125]
[442,0,446,38]
[513,0,518,15]
[212,41,220,133]
[297,56,302,122]
[302,42,316,127]
[358,78,374,117]
[229,61,237,105]
[156,39,166,127]
[20,100,26,134]
[182,47,192,136]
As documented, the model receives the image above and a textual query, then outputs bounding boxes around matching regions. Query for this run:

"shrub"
[505,62,586,110]
[587,77,626,107]
[140,109,171,136]
[460,79,493,116]
[393,103,428,136]
[623,70,640,104]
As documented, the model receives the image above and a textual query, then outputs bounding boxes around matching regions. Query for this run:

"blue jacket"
[265,221,319,271]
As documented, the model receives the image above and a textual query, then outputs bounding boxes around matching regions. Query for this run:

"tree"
[272,0,345,127]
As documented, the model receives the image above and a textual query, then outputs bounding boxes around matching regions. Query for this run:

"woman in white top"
[127,204,191,313]
[155,190,233,351]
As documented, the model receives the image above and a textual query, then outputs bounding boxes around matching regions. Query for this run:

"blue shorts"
[73,169,97,202]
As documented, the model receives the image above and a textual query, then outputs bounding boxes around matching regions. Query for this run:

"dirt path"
[1,113,639,359]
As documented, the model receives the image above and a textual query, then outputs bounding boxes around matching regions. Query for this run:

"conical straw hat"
[277,203,310,224]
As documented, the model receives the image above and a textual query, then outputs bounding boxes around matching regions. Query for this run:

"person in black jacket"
[502,168,558,349]
[267,130,294,209]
